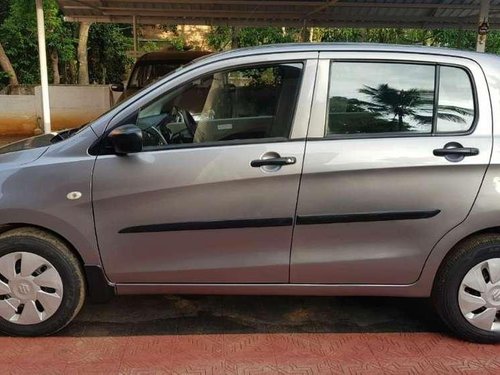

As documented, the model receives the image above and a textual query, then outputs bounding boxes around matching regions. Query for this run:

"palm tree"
[358,84,434,131]
[356,83,473,132]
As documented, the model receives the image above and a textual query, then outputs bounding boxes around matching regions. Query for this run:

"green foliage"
[0,0,134,86]
[206,26,232,50]
[88,24,133,84]
[1,0,41,84]
[0,0,75,84]
[140,41,161,53]
[1,0,500,89]
[317,27,500,53]
[168,35,186,51]
[207,26,297,51]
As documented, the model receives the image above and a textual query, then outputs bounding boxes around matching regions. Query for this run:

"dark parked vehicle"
[111,50,210,101]
[1,44,500,343]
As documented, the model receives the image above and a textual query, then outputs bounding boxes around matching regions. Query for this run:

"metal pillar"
[132,15,138,58]
[476,0,491,52]
[35,0,51,133]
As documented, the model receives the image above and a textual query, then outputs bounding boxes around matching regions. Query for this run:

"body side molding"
[119,210,440,234]
[120,217,294,233]
[296,210,441,225]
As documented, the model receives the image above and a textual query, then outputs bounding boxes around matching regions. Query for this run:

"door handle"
[250,156,296,168]
[433,142,479,162]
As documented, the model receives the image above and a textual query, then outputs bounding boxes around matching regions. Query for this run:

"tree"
[354,83,473,132]
[0,0,75,85]
[87,24,132,84]
[206,26,297,51]
[77,21,91,85]
[358,84,433,131]
[0,40,18,85]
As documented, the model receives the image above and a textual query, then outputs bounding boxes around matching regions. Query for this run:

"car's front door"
[93,55,317,283]
[291,52,493,285]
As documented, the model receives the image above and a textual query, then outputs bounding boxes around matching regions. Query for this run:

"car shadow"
[45,295,443,337]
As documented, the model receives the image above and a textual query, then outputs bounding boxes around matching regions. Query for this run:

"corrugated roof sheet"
[56,0,500,28]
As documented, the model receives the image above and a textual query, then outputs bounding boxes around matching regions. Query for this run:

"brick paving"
[0,295,498,374]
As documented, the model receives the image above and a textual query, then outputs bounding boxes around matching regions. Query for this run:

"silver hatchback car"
[1,44,500,342]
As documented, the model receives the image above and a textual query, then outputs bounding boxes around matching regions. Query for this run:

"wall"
[0,95,37,135]
[0,85,116,136]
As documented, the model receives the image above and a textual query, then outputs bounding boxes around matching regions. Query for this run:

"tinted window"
[327,62,435,135]
[136,63,303,149]
[436,66,475,133]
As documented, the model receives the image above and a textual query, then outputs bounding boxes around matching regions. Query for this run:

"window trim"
[322,59,479,140]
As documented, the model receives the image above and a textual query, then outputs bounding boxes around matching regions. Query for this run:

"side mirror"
[110,83,124,92]
[108,124,143,155]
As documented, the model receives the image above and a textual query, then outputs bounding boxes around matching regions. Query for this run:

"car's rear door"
[290,51,492,285]
[93,53,318,283]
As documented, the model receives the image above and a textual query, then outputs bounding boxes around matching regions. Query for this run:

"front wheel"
[0,228,86,336]
[433,234,500,343]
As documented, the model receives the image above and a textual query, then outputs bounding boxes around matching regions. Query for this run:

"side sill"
[115,282,429,298]
[84,265,116,303]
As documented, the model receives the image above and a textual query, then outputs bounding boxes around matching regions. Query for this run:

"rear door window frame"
[322,59,479,140]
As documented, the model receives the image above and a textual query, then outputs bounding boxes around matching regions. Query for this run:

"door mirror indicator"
[108,124,143,155]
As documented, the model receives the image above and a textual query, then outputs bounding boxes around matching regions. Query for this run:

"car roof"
[137,50,211,63]
[200,43,499,65]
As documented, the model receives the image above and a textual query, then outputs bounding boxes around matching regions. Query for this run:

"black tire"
[433,233,500,344]
[0,227,86,336]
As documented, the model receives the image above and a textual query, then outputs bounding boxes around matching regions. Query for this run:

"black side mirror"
[108,124,143,155]
[110,83,124,92]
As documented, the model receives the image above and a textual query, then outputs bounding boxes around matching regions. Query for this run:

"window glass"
[327,62,435,135]
[436,66,475,133]
[135,63,303,149]
[128,63,181,89]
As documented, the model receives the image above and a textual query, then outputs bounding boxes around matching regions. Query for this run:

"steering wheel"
[172,106,197,137]
[154,113,174,143]
[143,126,168,146]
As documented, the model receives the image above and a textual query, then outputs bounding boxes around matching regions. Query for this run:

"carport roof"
[57,0,500,29]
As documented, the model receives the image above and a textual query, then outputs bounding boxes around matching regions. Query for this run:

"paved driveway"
[1,295,499,374]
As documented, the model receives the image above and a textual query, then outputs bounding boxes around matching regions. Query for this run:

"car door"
[93,53,317,283]
[290,52,493,285]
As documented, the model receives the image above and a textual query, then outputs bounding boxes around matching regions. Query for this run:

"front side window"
[134,62,303,149]
[326,62,476,137]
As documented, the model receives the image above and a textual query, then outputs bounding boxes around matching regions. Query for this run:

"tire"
[0,227,86,336]
[433,233,500,344]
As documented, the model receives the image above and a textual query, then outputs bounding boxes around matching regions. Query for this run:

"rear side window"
[326,62,476,137]
[436,66,475,133]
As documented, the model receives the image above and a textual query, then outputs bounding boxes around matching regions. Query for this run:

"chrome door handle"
[250,157,296,168]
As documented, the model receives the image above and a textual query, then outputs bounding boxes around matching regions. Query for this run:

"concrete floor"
[1,295,499,374]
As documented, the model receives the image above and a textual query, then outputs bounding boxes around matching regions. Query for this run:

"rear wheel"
[0,228,85,336]
[433,234,500,343]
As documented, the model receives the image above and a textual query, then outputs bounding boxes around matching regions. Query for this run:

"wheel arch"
[0,223,114,302]
[422,224,500,296]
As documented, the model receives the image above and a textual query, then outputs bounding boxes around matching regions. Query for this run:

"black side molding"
[120,217,294,234]
[296,209,441,225]
[84,265,115,303]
